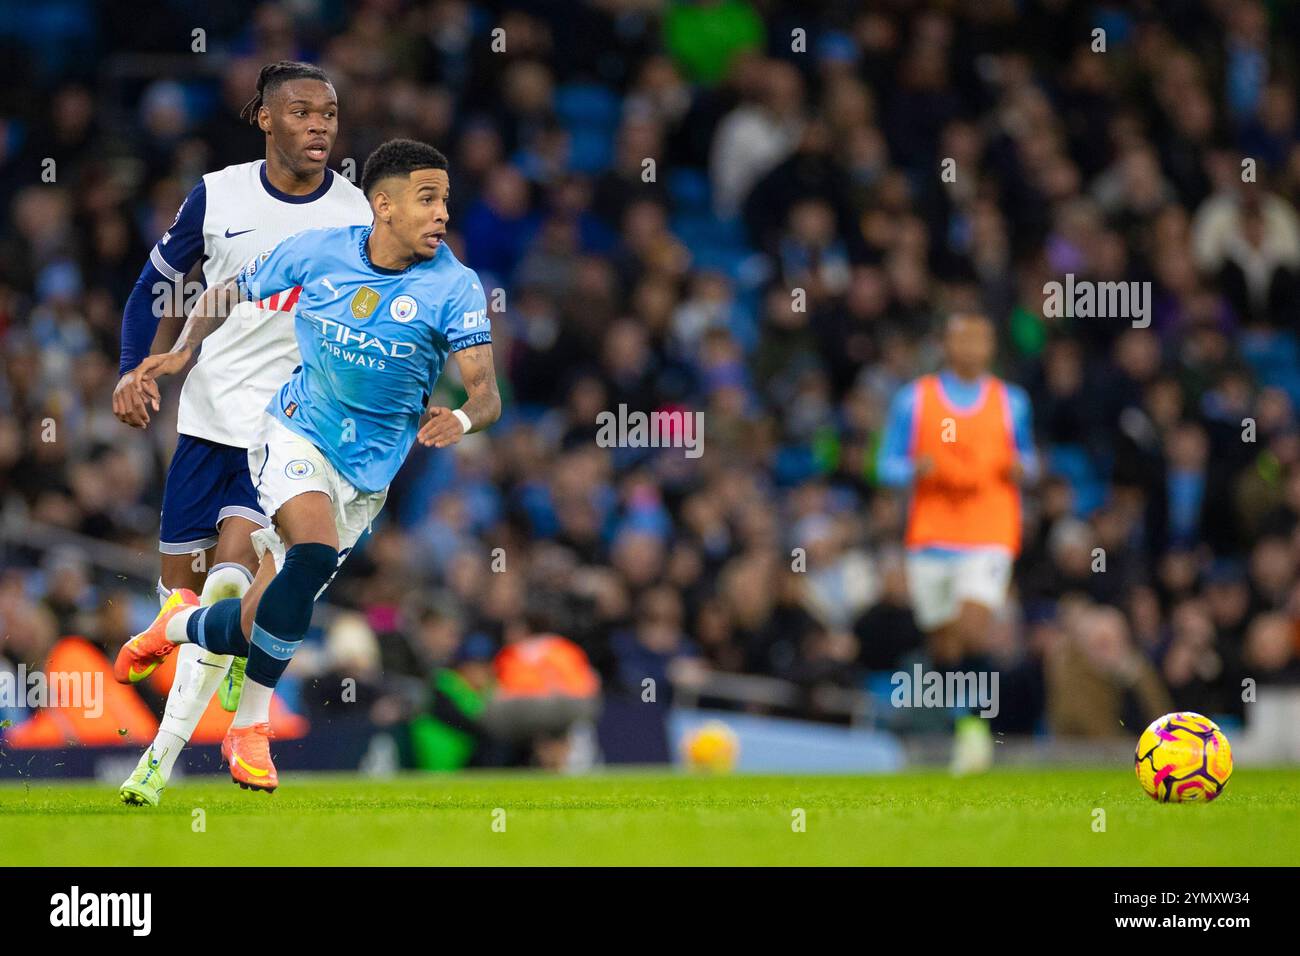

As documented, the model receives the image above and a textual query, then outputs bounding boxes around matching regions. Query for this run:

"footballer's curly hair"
[240,61,333,125]
[361,139,450,197]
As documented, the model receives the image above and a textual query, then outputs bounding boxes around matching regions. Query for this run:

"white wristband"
[452,408,472,434]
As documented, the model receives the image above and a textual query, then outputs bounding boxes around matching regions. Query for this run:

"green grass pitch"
[2,768,1297,866]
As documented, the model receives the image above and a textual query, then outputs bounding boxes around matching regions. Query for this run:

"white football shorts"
[905,547,1013,632]
[246,412,387,574]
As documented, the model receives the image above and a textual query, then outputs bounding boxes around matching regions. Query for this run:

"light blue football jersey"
[235,224,491,493]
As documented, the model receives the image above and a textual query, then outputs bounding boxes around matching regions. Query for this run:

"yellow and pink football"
[1135,711,1232,803]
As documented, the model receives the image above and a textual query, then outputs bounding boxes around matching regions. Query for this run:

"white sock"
[164,605,199,644]
[146,730,188,777]
[232,678,274,728]
[150,565,250,758]
[157,641,230,742]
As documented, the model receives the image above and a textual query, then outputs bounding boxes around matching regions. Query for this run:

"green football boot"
[950,714,994,777]
[218,655,247,712]
[119,745,169,807]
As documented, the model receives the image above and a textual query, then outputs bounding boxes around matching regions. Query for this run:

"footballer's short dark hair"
[240,60,333,124]
[361,139,449,197]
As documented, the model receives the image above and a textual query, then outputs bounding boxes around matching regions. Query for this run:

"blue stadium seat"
[1240,329,1300,407]
[554,84,620,129]
[670,213,748,253]
[1240,328,1299,374]
[692,245,756,283]
[1046,443,1107,516]
[667,168,711,209]
[773,445,820,486]
[567,127,613,174]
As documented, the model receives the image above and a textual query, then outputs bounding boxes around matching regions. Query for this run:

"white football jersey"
[147,161,372,448]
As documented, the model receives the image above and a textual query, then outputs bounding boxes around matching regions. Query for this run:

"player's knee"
[159,566,200,595]
[957,601,992,637]
[283,542,340,594]
[200,562,254,605]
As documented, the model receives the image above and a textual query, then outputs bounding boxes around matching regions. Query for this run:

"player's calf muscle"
[212,516,261,573]
[927,624,962,665]
[160,550,211,592]
[956,602,993,649]
[239,554,278,638]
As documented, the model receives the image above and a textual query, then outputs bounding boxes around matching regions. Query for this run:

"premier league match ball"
[1135,712,1233,803]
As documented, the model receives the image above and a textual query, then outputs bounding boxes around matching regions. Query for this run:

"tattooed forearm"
[452,344,501,432]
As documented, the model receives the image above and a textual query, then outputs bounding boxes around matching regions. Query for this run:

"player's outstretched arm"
[114,182,207,429]
[417,344,502,449]
[130,276,247,414]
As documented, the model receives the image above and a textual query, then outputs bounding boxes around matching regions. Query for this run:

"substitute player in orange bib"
[877,312,1037,773]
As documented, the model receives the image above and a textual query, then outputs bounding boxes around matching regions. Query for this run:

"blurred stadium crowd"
[3,0,1300,745]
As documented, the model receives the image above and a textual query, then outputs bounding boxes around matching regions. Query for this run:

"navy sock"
[187,598,248,655]
[246,542,338,688]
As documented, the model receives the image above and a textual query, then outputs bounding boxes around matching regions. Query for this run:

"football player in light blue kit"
[117,140,501,790]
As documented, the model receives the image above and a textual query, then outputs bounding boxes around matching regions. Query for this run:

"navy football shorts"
[158,434,270,554]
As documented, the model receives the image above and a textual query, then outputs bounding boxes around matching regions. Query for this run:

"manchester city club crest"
[389,294,418,322]
[285,459,316,479]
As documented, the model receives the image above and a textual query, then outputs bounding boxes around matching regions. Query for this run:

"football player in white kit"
[111,61,372,806]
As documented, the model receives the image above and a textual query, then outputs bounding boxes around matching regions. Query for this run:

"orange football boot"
[222,722,278,792]
[113,588,198,684]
